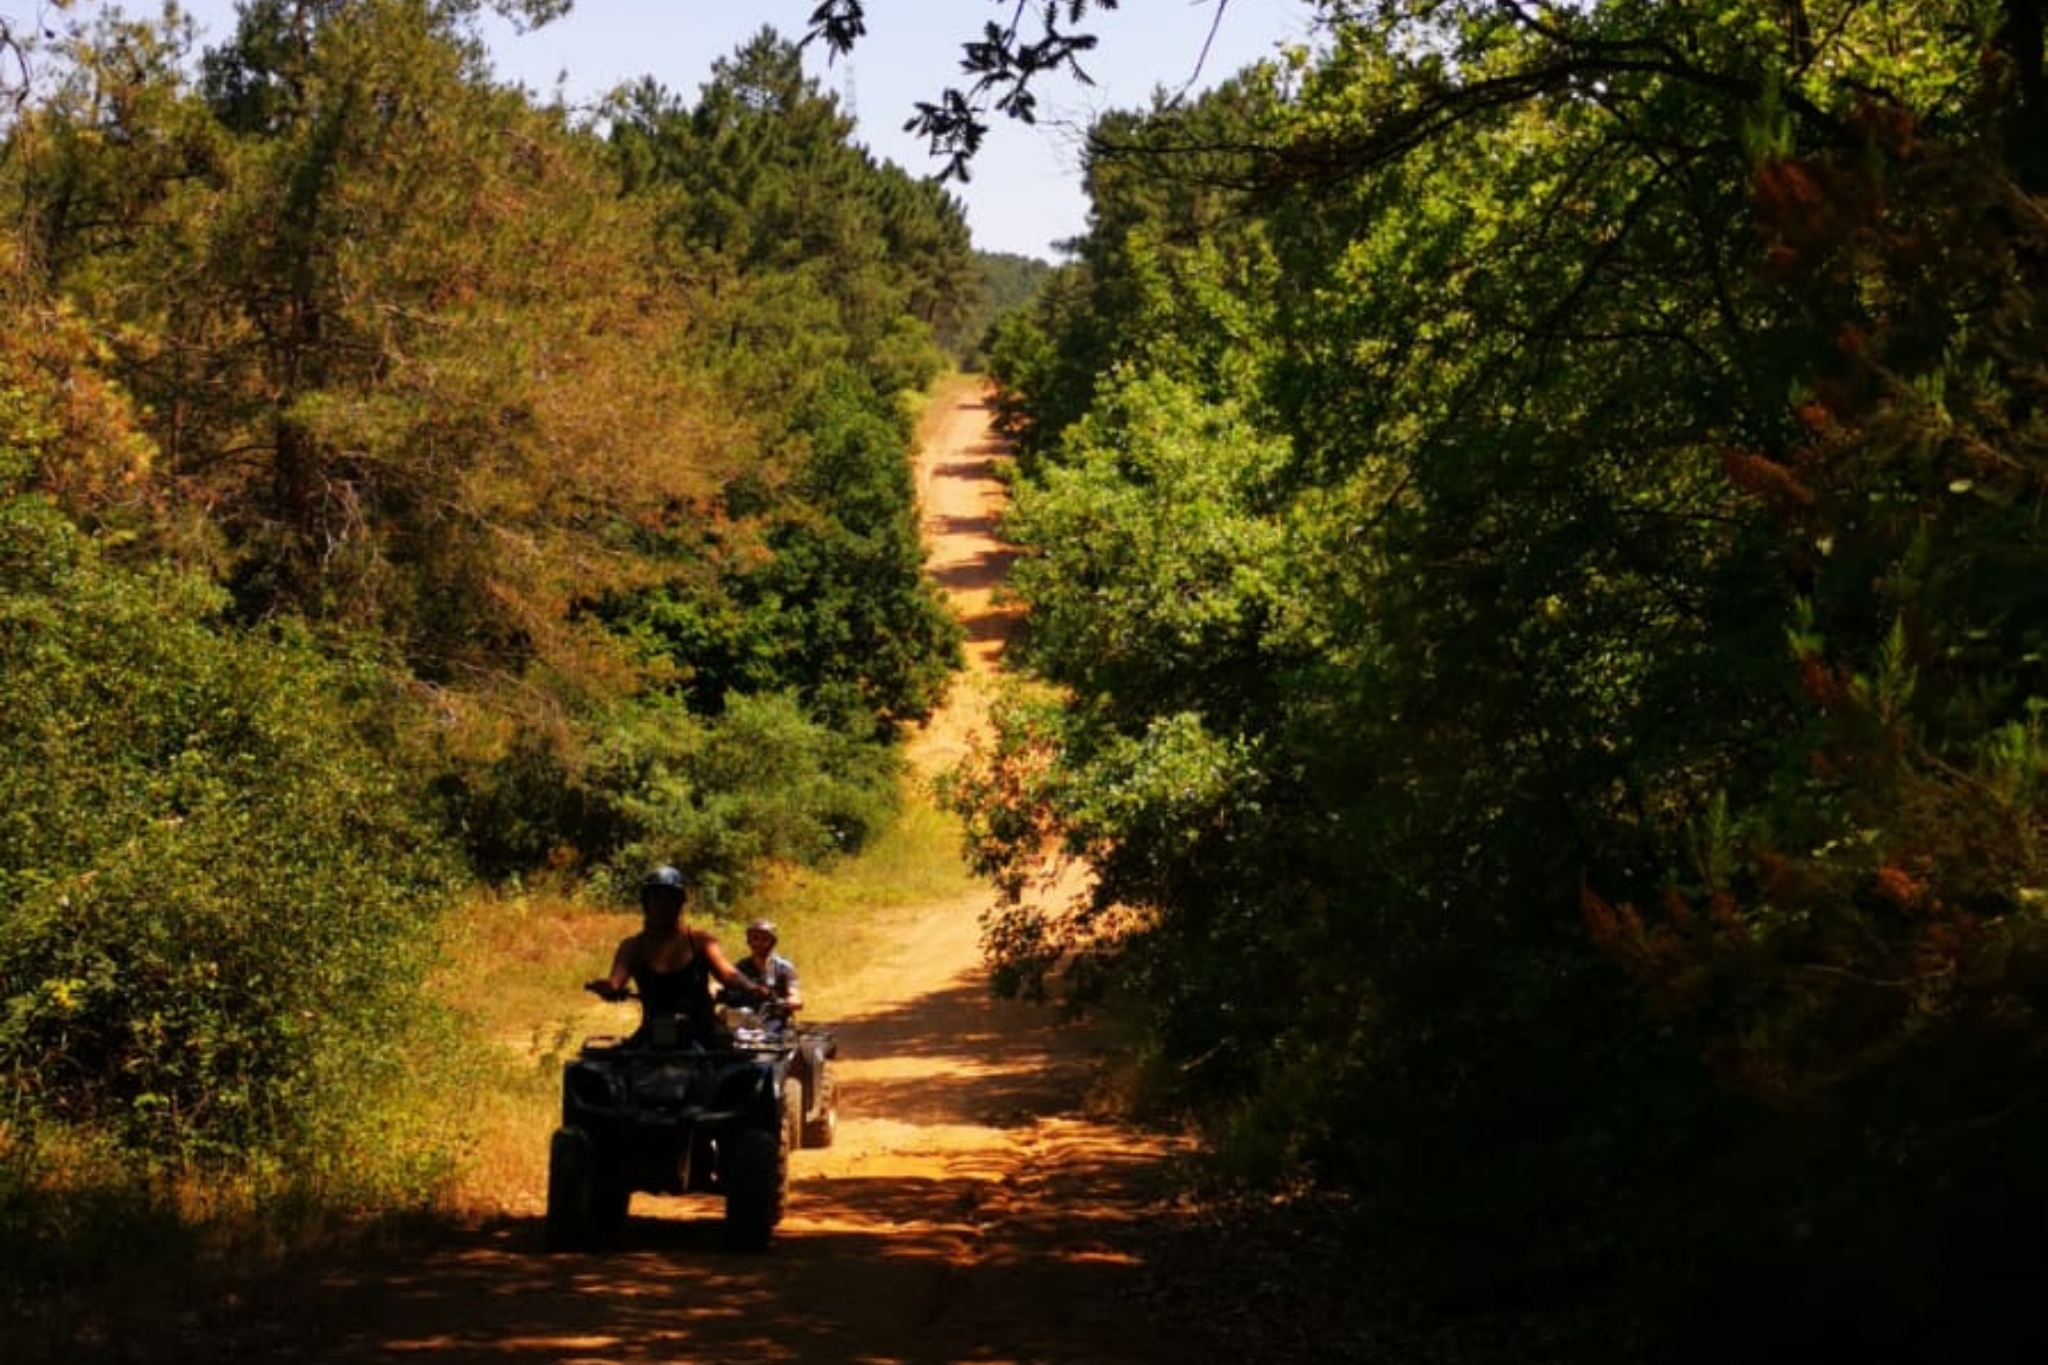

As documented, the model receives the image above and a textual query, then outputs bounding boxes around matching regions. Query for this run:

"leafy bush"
[1582,126,2048,1333]
[609,366,961,742]
[0,477,454,1157]
[584,691,901,898]
[970,8,2048,1347]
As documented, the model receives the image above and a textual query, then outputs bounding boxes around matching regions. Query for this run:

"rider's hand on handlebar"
[585,979,628,1003]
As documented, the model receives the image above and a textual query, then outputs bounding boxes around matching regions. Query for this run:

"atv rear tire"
[800,1075,838,1150]
[722,1126,786,1252]
[545,1127,597,1252]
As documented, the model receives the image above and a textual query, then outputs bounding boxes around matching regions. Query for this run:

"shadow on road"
[827,973,1100,1128]
[66,962,1194,1365]
[155,1132,1190,1364]
[926,546,1021,596]
[186,1169,1192,1365]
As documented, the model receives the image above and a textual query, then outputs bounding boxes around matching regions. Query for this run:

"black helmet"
[640,865,689,906]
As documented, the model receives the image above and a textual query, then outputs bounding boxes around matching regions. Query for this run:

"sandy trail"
[111,377,1202,1365]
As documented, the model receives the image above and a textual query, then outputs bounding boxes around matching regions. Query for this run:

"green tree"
[947,248,1050,368]
[10,0,785,879]
[608,366,961,740]
[0,244,453,1157]
[987,64,1289,466]
[968,1,2048,1340]
[609,30,975,404]
[598,34,968,744]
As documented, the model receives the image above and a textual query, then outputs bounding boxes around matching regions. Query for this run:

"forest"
[3,0,2045,1354]
[968,0,2048,1350]
[0,0,982,1249]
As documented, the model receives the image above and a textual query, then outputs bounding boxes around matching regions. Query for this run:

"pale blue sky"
[478,0,1320,259]
[56,0,1320,259]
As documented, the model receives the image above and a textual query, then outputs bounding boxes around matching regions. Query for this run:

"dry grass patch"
[435,780,986,1210]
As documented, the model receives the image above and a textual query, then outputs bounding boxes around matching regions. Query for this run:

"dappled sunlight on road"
[200,1023,1200,1363]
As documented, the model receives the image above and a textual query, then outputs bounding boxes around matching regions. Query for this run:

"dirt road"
[128,378,1209,1365]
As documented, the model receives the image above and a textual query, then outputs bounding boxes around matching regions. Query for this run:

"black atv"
[777,1010,842,1151]
[715,995,841,1152]
[545,991,832,1253]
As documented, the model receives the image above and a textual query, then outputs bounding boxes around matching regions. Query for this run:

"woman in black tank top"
[585,865,765,1043]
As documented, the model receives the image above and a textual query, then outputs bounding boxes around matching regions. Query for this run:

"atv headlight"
[565,1064,620,1111]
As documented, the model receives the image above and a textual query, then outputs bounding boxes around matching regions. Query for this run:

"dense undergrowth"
[968,1,2048,1352]
[0,0,994,1324]
[0,770,983,1356]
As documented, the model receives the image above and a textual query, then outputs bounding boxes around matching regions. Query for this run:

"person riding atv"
[734,918,837,1146]
[548,866,798,1253]
[736,918,800,1016]
[586,865,770,1044]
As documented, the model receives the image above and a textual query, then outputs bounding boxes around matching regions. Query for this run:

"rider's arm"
[699,933,762,996]
[778,960,804,1012]
[585,936,635,1000]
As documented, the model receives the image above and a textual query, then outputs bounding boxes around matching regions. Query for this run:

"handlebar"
[583,979,783,1009]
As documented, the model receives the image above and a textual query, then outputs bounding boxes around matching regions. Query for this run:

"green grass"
[730,793,981,984]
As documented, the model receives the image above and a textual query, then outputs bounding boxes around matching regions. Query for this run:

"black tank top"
[630,933,716,1041]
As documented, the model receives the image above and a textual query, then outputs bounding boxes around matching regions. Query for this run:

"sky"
[479,0,1322,259]
[57,0,1322,259]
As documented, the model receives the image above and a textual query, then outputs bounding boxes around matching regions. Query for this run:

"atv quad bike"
[779,1012,841,1151]
[721,995,841,1152]
[544,991,836,1253]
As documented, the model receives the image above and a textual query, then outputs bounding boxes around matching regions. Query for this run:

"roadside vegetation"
[972,0,2048,1353]
[9,0,2046,1356]
[0,0,994,1331]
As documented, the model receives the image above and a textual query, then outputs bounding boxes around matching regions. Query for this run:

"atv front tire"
[545,1126,597,1252]
[721,1126,786,1252]
[592,1171,631,1243]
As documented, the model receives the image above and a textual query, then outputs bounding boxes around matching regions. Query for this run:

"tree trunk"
[2008,0,2048,187]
